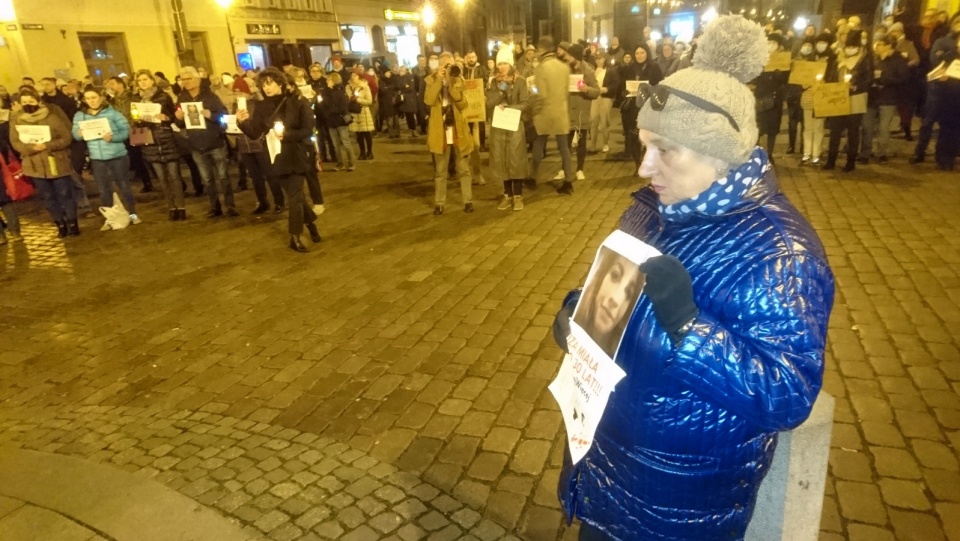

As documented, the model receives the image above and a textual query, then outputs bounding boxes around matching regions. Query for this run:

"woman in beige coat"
[346,73,375,160]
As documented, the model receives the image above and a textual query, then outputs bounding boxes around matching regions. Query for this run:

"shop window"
[372,25,386,52]
[340,24,371,53]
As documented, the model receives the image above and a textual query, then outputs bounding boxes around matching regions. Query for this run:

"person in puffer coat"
[133,70,186,221]
[552,16,835,541]
[72,87,139,228]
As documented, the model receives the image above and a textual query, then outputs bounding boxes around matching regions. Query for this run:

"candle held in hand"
[274,121,285,136]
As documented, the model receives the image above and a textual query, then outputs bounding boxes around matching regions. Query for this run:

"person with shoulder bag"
[237,68,321,252]
[133,70,187,221]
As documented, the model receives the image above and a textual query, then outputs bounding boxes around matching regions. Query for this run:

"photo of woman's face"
[593,259,642,336]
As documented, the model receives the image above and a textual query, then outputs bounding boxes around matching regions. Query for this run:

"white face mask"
[816,43,828,53]
[801,45,814,55]
[428,59,439,71]
[845,46,861,57]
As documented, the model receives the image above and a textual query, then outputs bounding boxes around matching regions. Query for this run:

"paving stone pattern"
[1,128,959,540]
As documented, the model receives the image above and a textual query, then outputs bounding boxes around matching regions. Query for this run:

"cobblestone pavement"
[1,126,959,541]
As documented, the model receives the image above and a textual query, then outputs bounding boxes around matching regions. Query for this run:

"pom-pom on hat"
[636,14,767,166]
[496,47,514,66]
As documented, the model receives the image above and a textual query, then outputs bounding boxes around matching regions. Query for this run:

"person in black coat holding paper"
[237,68,320,252]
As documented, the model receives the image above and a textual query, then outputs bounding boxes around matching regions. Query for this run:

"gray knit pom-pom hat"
[636,14,768,166]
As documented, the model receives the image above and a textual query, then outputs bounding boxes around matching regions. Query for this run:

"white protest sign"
[181,102,207,130]
[568,74,584,93]
[132,102,163,123]
[221,114,242,134]
[491,106,521,132]
[78,118,112,141]
[548,230,661,464]
[16,125,51,144]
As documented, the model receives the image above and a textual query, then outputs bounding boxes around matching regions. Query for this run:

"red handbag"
[0,151,34,201]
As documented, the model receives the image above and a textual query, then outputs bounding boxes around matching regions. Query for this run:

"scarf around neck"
[140,86,158,101]
[659,147,770,222]
[18,105,49,124]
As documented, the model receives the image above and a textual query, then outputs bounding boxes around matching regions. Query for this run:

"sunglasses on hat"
[636,83,741,133]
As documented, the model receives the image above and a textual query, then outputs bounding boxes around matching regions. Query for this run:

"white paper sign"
[491,106,522,132]
[237,97,247,111]
[221,114,242,134]
[132,102,163,123]
[266,129,282,164]
[947,60,960,80]
[0,109,10,122]
[78,118,112,141]
[548,230,662,464]
[16,124,51,144]
[181,102,207,130]
[568,74,585,93]
[625,80,644,97]
[298,85,316,99]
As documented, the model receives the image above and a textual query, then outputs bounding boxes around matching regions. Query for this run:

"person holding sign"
[552,16,834,540]
[72,87,140,229]
[134,70,186,221]
[822,31,872,171]
[798,33,836,166]
[237,68,321,253]
[11,87,79,237]
[487,47,530,211]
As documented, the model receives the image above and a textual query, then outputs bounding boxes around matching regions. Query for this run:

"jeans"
[801,108,825,159]
[590,97,613,149]
[149,160,185,209]
[1,202,21,235]
[317,124,338,162]
[332,126,356,167]
[571,128,589,171]
[433,146,472,207]
[385,114,401,136]
[240,151,283,207]
[274,175,316,236]
[91,155,136,214]
[192,145,234,210]
[33,175,77,222]
[304,145,324,205]
[915,88,940,158]
[862,105,897,158]
[532,133,573,182]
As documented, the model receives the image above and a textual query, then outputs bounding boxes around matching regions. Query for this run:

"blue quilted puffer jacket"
[557,169,835,541]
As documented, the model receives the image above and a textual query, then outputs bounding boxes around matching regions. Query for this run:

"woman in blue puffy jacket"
[553,16,835,541]
[72,87,139,228]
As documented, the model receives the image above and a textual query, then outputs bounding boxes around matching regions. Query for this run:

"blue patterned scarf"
[659,147,770,222]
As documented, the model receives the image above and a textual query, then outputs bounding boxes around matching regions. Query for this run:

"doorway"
[77,33,131,85]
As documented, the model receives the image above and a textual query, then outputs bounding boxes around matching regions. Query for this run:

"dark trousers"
[935,120,960,169]
[897,102,916,135]
[827,114,862,164]
[305,147,324,205]
[417,112,427,134]
[477,121,486,148]
[34,175,77,222]
[915,89,941,159]
[274,174,316,236]
[403,112,417,130]
[126,142,151,187]
[532,133,573,182]
[240,152,284,208]
[318,124,337,162]
[356,132,373,156]
[570,128,589,171]
[787,97,803,150]
[182,154,203,194]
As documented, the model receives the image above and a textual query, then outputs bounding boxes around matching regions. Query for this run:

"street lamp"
[421,4,436,56]
[455,0,466,54]
[216,0,239,70]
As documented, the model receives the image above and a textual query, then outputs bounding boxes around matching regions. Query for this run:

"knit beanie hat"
[636,14,767,166]
[815,32,834,46]
[496,47,514,66]
[567,43,584,62]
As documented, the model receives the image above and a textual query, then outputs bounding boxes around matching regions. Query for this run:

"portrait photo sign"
[549,230,661,464]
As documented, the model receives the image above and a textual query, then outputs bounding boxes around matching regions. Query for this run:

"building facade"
[335,0,424,67]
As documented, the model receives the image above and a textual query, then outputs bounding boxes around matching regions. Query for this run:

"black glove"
[640,255,699,342]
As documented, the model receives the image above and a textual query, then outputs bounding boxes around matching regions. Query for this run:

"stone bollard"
[745,392,835,541]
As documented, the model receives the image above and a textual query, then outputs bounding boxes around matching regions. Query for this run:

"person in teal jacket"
[72,87,140,228]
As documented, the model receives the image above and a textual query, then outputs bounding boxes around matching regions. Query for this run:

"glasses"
[636,83,740,133]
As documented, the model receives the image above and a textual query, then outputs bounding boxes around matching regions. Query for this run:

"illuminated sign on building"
[384,9,420,22]
[246,23,281,35]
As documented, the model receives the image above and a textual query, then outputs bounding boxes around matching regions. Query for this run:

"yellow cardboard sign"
[788,60,827,87]
[764,51,792,72]
[463,78,486,122]
[813,82,850,117]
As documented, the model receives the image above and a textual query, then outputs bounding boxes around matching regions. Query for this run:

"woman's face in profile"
[594,259,642,336]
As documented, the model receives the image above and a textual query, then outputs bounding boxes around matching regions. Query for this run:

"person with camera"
[424,51,474,216]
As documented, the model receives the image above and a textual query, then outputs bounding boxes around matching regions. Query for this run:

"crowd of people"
[0,7,957,248]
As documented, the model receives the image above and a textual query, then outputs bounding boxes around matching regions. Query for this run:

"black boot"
[821,153,837,170]
[556,181,574,195]
[305,223,322,243]
[67,219,81,236]
[289,235,308,252]
[55,221,68,238]
[842,158,856,172]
